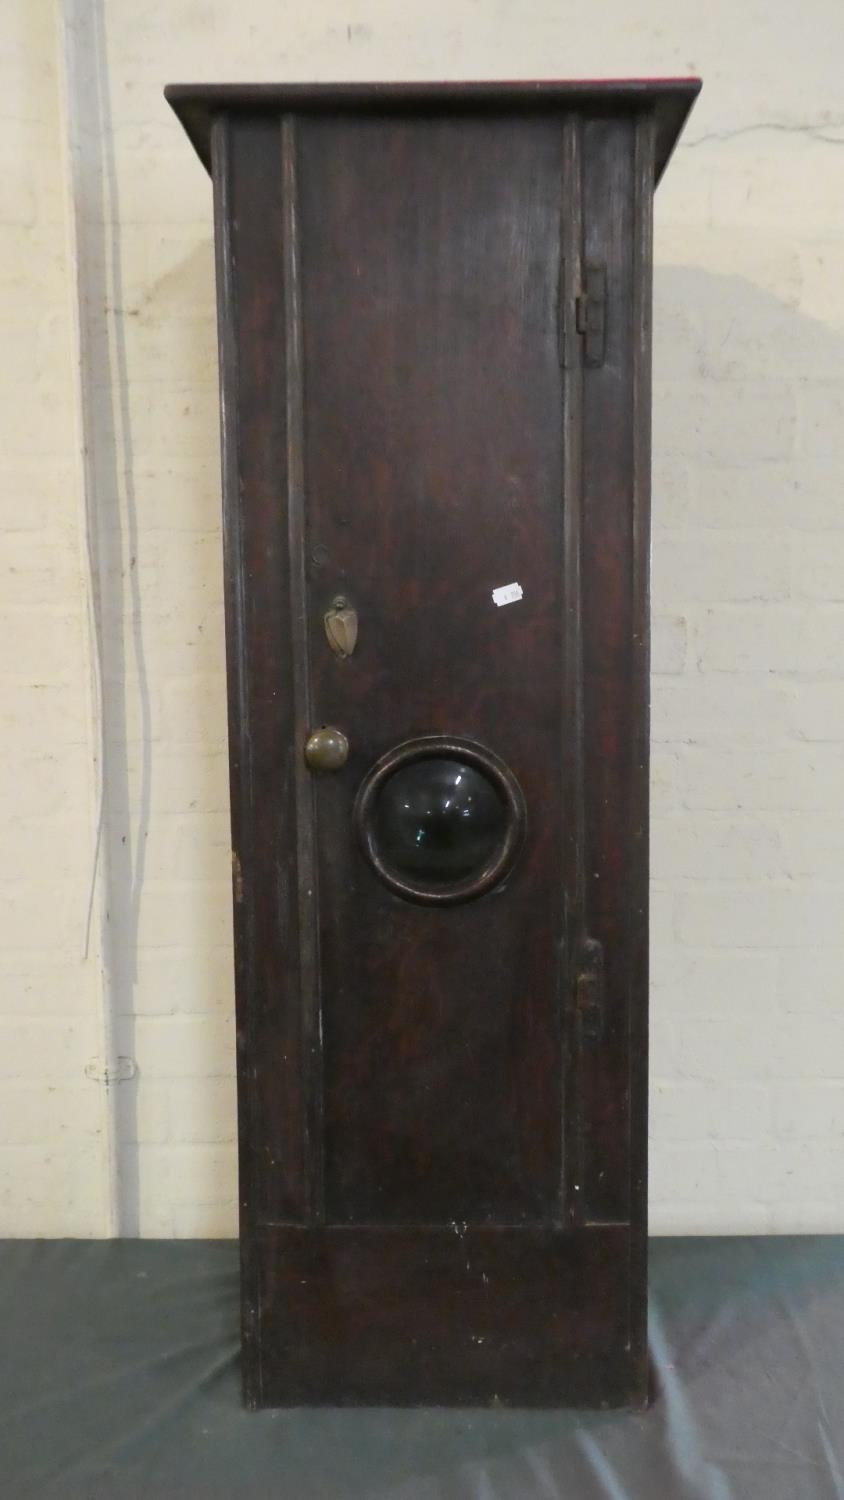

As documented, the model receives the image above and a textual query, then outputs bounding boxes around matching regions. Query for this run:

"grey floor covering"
[2,1236,842,1499]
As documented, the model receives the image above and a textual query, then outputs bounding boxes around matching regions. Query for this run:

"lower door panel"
[255,1224,639,1407]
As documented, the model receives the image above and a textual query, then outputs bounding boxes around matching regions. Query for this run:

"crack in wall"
[685,121,844,149]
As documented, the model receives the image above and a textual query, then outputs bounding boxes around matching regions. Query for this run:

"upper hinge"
[575,263,607,368]
[561,261,607,369]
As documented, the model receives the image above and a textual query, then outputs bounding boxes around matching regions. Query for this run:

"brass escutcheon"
[324,596,358,658]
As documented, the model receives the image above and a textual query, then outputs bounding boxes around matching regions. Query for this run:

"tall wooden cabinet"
[167,78,701,1408]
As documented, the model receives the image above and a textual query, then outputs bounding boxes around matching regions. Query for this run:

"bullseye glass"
[371,757,508,884]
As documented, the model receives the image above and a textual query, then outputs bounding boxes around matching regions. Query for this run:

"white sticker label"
[491,581,523,608]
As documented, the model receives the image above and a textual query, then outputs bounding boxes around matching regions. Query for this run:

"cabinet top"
[165,78,701,184]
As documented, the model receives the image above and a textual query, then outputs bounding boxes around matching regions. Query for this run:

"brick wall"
[649,127,844,1230]
[3,0,843,1235]
[0,1,108,1234]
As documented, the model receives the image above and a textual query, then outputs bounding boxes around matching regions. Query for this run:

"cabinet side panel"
[628,108,655,1391]
[577,116,638,1227]
[212,115,317,1409]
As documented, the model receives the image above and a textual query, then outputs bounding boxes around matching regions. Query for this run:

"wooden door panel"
[298,114,567,1226]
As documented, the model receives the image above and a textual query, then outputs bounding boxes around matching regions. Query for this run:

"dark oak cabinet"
[167,78,700,1408]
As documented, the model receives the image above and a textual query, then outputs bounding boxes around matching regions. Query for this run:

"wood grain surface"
[198,86,681,1407]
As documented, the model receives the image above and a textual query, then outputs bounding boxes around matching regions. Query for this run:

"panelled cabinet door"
[166,79,701,1409]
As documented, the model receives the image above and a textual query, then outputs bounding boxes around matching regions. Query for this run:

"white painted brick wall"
[0,0,108,1236]
[3,0,844,1237]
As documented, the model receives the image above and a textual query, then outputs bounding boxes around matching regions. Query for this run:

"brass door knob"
[304,726,349,771]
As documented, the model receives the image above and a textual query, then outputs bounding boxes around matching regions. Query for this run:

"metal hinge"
[574,936,606,1044]
[558,260,607,370]
[575,264,607,368]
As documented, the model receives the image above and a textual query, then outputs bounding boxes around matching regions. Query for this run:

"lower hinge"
[575,936,606,1043]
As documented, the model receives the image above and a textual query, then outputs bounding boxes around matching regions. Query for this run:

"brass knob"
[304,726,349,772]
